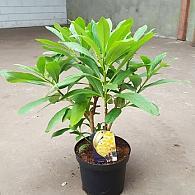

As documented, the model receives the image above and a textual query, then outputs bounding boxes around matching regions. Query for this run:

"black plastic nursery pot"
[74,136,131,195]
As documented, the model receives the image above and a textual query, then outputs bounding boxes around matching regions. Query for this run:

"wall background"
[0,0,67,28]
[67,0,181,39]
[67,0,195,41]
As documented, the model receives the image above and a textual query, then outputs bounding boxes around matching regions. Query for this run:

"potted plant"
[0,17,177,195]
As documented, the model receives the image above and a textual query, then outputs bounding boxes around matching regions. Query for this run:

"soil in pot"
[75,137,130,165]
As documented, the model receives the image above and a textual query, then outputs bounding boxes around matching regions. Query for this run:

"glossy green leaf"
[75,17,86,29]
[81,36,101,58]
[149,53,166,74]
[133,25,147,41]
[96,17,110,54]
[53,23,73,42]
[107,18,133,49]
[106,39,135,65]
[0,71,45,85]
[78,56,101,77]
[140,55,151,64]
[105,83,118,90]
[142,79,178,90]
[62,42,95,60]
[18,97,49,115]
[36,39,65,49]
[14,64,40,75]
[46,26,64,41]
[36,56,46,75]
[48,93,61,104]
[105,108,122,124]
[57,73,85,89]
[74,64,103,96]
[62,89,100,100]
[52,128,70,138]
[46,61,61,82]
[62,108,71,122]
[70,102,87,126]
[136,31,155,49]
[130,74,142,88]
[117,92,159,116]
[46,107,68,132]
[113,69,132,85]
[91,20,101,48]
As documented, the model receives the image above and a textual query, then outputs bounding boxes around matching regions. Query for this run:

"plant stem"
[137,77,149,93]
[89,111,94,133]
[103,68,108,131]
[107,123,112,131]
[88,96,98,133]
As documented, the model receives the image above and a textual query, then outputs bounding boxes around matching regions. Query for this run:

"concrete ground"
[0,27,195,195]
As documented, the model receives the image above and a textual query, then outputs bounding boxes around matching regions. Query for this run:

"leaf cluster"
[0,17,176,140]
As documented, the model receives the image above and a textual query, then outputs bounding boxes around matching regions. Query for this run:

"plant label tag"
[93,131,117,163]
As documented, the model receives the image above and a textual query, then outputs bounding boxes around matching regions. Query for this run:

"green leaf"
[107,18,133,50]
[91,20,101,49]
[46,26,64,41]
[36,56,46,75]
[0,71,45,85]
[114,97,126,107]
[104,83,118,90]
[62,89,100,100]
[53,23,73,42]
[62,108,71,122]
[87,77,103,96]
[46,107,68,132]
[36,39,65,50]
[76,134,83,141]
[140,55,151,64]
[18,97,49,115]
[106,18,113,31]
[130,74,142,88]
[117,92,159,116]
[136,31,155,49]
[117,30,154,72]
[96,17,110,54]
[106,39,135,65]
[78,56,101,77]
[52,128,70,138]
[149,53,166,74]
[70,102,87,126]
[113,68,132,85]
[74,17,86,29]
[37,39,69,56]
[142,79,178,90]
[14,64,40,75]
[46,61,61,82]
[48,93,61,104]
[62,42,95,60]
[133,25,147,41]
[74,64,103,96]
[42,45,68,56]
[79,143,90,153]
[81,36,101,58]
[57,73,85,89]
[120,83,136,91]
[105,108,122,124]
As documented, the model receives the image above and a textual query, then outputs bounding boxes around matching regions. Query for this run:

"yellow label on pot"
[93,131,117,162]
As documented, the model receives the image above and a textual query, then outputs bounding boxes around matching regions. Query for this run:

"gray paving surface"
[0,27,195,195]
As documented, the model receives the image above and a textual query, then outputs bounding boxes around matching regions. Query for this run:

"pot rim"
[74,136,131,170]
